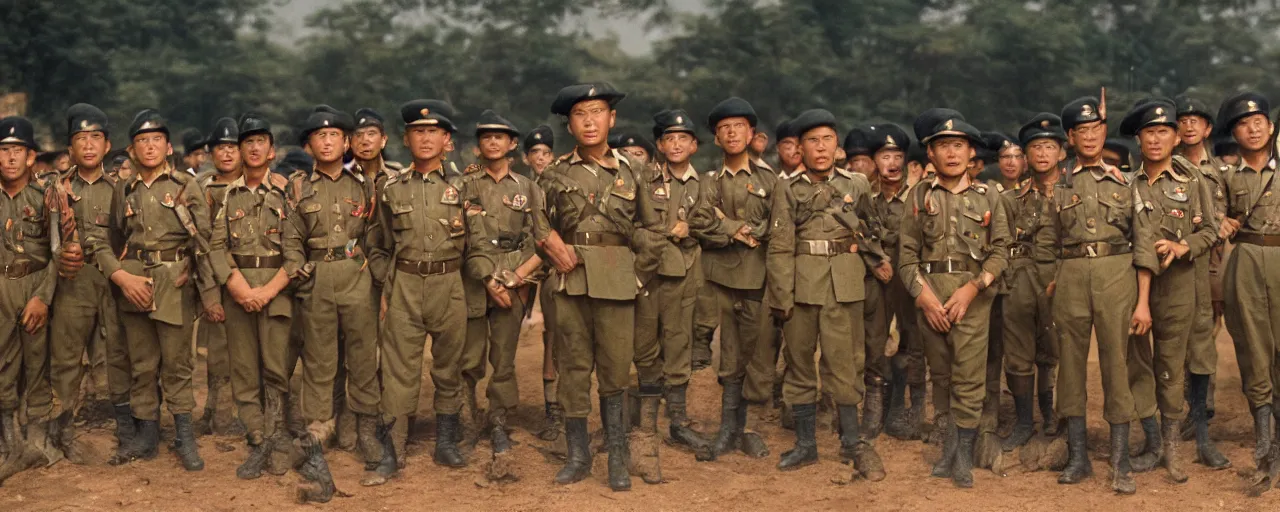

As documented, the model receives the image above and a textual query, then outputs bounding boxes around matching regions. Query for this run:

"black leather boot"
[1130,416,1162,473]
[537,401,564,442]
[884,363,910,439]
[1038,390,1060,437]
[236,431,271,480]
[296,434,337,504]
[838,405,860,461]
[710,381,742,458]
[735,395,769,458]
[1109,422,1136,494]
[930,414,957,478]
[777,403,817,471]
[361,417,398,486]
[1189,374,1230,469]
[629,391,662,484]
[554,417,592,484]
[1058,416,1093,484]
[665,384,712,460]
[603,394,631,491]
[357,413,384,471]
[173,413,204,471]
[953,427,977,488]
[113,403,137,447]
[434,414,466,467]
[1002,374,1035,451]
[110,417,159,465]
[861,377,886,440]
[1253,404,1273,468]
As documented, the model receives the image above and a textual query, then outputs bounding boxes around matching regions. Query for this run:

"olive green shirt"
[898,176,1010,298]
[2,179,55,305]
[1131,160,1219,273]
[1222,154,1280,237]
[700,158,778,291]
[1034,164,1159,274]
[632,163,715,284]
[282,165,375,279]
[368,165,468,286]
[209,173,292,284]
[460,167,548,282]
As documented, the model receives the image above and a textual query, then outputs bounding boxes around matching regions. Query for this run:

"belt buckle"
[945,259,955,273]
[250,255,261,268]
[1086,245,1098,258]
[812,240,830,255]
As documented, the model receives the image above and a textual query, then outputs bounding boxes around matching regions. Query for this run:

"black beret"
[1119,97,1178,137]
[611,132,655,157]
[400,99,457,133]
[1212,135,1239,158]
[984,132,1019,155]
[791,109,838,141]
[1215,91,1269,137]
[1174,95,1213,122]
[707,97,758,130]
[912,108,964,141]
[1018,113,1067,146]
[1060,96,1103,131]
[867,123,911,154]
[774,118,796,141]
[128,108,170,140]
[550,82,625,117]
[354,108,385,129]
[237,112,272,141]
[842,125,875,157]
[1104,139,1135,174]
[921,117,982,145]
[180,128,206,153]
[523,124,554,153]
[207,117,239,146]
[66,103,109,141]
[474,109,519,138]
[276,147,314,174]
[298,105,354,145]
[652,109,699,141]
[0,116,39,150]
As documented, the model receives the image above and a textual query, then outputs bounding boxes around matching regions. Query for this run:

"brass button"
[1086,218,1096,228]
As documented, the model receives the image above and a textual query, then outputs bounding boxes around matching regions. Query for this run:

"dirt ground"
[4,308,1280,512]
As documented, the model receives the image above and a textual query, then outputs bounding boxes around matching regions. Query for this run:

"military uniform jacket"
[89,164,217,319]
[1175,146,1230,222]
[368,165,468,287]
[700,159,778,291]
[768,168,887,311]
[538,148,643,301]
[1222,155,1280,237]
[1132,159,1219,275]
[2,179,55,305]
[283,165,375,280]
[1034,164,1158,273]
[999,178,1057,293]
[872,181,911,269]
[460,166,548,282]
[632,163,715,285]
[48,165,115,254]
[899,176,1010,298]
[209,173,292,288]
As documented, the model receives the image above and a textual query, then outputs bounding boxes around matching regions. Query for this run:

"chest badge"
[1112,192,1122,201]
[22,205,35,218]
[1070,194,1080,204]
[843,194,854,204]
[512,194,528,209]
[442,186,459,203]
[161,193,175,208]
[654,187,667,199]
[1169,209,1185,218]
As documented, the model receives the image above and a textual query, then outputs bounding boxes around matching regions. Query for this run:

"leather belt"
[123,246,187,264]
[568,232,627,247]
[920,258,980,275]
[2,261,46,279]
[489,235,526,251]
[308,247,360,262]
[396,258,461,276]
[795,238,857,256]
[1234,233,1280,247]
[1009,245,1033,259]
[1061,241,1131,259]
[233,254,284,269]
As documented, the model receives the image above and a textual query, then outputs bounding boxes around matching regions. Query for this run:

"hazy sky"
[273,0,707,55]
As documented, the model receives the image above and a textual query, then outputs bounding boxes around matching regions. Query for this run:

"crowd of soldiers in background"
[1,81,1279,503]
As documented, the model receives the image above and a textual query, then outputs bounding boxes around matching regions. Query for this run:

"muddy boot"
[196,385,218,437]
[1057,416,1092,484]
[0,414,55,485]
[861,377,886,441]
[172,413,204,471]
[931,414,958,478]
[263,390,292,476]
[665,384,712,460]
[52,411,90,465]
[362,417,399,486]
[112,404,138,448]
[237,431,271,480]
[334,396,356,451]
[356,413,384,471]
[1039,390,1060,437]
[777,403,817,471]
[391,415,409,468]
[484,409,516,482]
[1109,422,1136,494]
[629,392,662,485]
[1188,374,1229,469]
[602,394,631,491]
[884,365,910,439]
[1129,416,1161,473]
[0,410,17,465]
[434,413,466,468]
[296,435,338,504]
[537,400,564,442]
[897,383,926,441]
[735,397,769,458]
[110,417,159,465]
[710,381,742,459]
[1002,375,1035,451]
[1159,416,1187,484]
[953,427,977,488]
[555,417,592,484]
[1245,405,1276,496]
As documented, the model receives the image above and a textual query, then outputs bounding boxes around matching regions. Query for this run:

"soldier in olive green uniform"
[370,100,472,475]
[208,114,300,480]
[699,97,775,460]
[194,117,241,437]
[1213,92,1280,495]
[538,83,645,491]
[523,125,567,442]
[999,114,1066,451]
[1173,95,1229,451]
[0,116,56,472]
[1119,99,1221,483]
[282,105,383,501]
[46,104,132,461]
[92,110,217,471]
[899,112,1009,488]
[768,109,889,481]
[457,110,548,480]
[630,109,718,477]
[1038,95,1158,495]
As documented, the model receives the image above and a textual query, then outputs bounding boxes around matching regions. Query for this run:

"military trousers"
[743,318,783,403]
[198,309,229,389]
[554,293,634,419]
[782,285,864,407]
[224,268,293,434]
[121,312,194,420]
[1128,260,1200,420]
[714,283,771,386]
[1188,252,1217,375]
[918,273,995,430]
[381,270,466,417]
[0,269,53,420]
[1002,261,1059,377]
[459,286,528,413]
[49,265,130,410]
[1223,243,1280,410]
[1054,254,1137,425]
[635,272,698,389]
[296,258,380,422]
[867,275,919,385]
[692,274,719,360]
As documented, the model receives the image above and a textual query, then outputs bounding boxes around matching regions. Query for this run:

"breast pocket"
[390,202,414,231]
[225,207,248,249]
[1058,198,1084,230]
[1099,188,1133,229]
